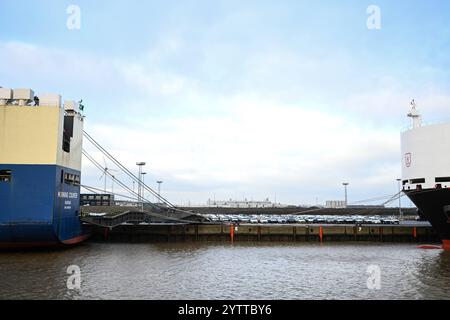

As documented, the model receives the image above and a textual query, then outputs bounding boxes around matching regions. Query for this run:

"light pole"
[142,172,147,198]
[103,169,108,194]
[342,182,349,208]
[397,178,403,220]
[142,172,147,211]
[136,162,146,211]
[111,175,115,195]
[157,181,163,203]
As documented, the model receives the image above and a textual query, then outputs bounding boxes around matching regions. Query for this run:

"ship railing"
[401,118,450,132]
[80,209,203,228]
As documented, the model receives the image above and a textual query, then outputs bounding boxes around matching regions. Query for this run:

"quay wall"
[89,223,438,244]
[179,207,418,216]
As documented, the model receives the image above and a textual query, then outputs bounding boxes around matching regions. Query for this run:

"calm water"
[1,242,450,300]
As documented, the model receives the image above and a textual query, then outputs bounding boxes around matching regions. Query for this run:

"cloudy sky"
[1,0,450,206]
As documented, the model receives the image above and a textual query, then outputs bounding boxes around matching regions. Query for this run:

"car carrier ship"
[402,100,450,250]
[0,87,89,248]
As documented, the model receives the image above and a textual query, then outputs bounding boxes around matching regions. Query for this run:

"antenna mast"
[407,99,422,129]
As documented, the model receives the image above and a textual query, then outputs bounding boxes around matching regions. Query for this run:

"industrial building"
[325,200,347,209]
[80,194,115,207]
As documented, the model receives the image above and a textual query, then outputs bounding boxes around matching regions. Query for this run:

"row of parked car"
[205,214,400,225]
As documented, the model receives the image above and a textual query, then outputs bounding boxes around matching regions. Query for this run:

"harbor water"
[1,242,450,300]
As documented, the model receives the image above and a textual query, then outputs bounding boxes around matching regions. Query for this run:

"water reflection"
[0,242,449,300]
[413,250,450,299]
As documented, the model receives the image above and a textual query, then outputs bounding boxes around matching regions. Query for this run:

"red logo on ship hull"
[405,153,412,167]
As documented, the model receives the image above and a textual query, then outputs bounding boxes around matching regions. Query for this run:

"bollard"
[443,240,450,250]
[319,226,323,244]
[230,224,234,243]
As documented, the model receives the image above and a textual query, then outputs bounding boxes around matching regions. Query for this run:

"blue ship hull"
[0,164,90,248]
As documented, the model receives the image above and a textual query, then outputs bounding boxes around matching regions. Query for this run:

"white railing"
[401,117,450,132]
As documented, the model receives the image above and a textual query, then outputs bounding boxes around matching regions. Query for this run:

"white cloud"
[2,40,445,206]
[0,42,116,88]
[82,96,402,205]
[339,79,450,125]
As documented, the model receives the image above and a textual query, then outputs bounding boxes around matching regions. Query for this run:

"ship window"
[410,178,425,184]
[62,130,71,153]
[402,180,408,185]
[62,116,74,153]
[435,177,450,183]
[63,173,80,184]
[0,170,12,182]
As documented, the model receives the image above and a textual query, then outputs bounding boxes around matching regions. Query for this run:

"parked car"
[230,215,239,222]
[295,216,306,224]
[287,217,297,223]
[259,217,269,224]
[278,217,287,224]
[219,215,231,222]
[316,217,326,224]
[325,216,337,224]
[268,217,278,224]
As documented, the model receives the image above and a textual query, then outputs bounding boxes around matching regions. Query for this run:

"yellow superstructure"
[0,89,84,171]
[0,105,62,165]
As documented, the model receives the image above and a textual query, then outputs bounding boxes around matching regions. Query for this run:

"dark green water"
[1,242,449,300]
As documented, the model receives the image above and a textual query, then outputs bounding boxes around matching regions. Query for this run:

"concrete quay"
[89,222,438,244]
